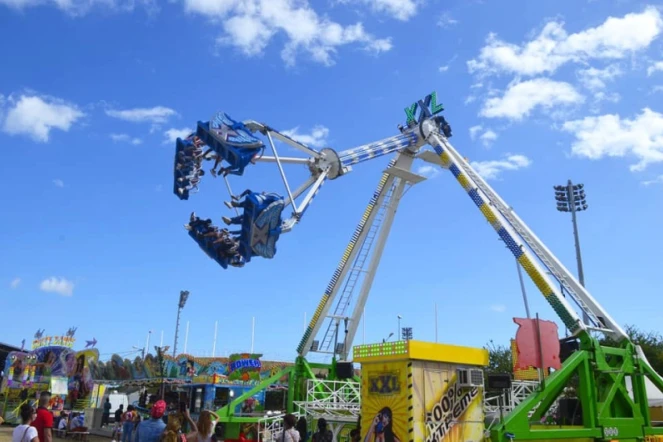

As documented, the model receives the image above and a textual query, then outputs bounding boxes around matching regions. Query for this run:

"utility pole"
[155,344,170,399]
[173,290,190,357]
[554,180,588,324]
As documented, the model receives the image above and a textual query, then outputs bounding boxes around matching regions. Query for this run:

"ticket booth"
[353,340,489,442]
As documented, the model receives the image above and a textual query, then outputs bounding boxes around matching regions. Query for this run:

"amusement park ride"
[172,92,663,442]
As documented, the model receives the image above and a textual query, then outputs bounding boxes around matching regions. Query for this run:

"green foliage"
[484,340,513,376]
[600,325,663,374]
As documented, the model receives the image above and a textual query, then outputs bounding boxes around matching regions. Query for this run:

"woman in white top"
[280,414,301,442]
[194,410,220,442]
[12,404,38,442]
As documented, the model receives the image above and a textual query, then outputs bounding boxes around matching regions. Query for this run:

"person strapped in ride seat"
[221,189,282,226]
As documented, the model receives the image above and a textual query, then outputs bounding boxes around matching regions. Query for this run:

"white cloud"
[39,277,74,296]
[110,133,142,145]
[163,128,193,144]
[469,125,498,147]
[341,0,419,21]
[10,278,20,289]
[648,61,663,76]
[561,108,663,172]
[653,85,663,93]
[417,164,440,178]
[490,304,506,313]
[642,175,663,186]
[480,78,584,120]
[577,64,622,90]
[184,0,392,66]
[437,11,458,28]
[281,125,329,147]
[468,7,662,78]
[1,94,84,142]
[106,106,177,124]
[469,125,483,140]
[471,154,531,180]
[479,129,498,147]
[438,65,449,73]
[53,179,64,188]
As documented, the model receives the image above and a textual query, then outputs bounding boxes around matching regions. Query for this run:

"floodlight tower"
[554,180,588,323]
[173,290,190,357]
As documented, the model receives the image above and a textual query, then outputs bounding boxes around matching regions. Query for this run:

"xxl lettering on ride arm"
[404,91,445,124]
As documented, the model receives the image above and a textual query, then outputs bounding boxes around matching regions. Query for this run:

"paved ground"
[0,426,111,442]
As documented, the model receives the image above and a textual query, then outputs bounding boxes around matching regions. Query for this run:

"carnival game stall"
[1,328,99,423]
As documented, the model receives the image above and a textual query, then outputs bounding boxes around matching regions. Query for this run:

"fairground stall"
[87,351,293,439]
[1,328,99,423]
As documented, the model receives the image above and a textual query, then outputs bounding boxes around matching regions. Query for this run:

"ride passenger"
[223,189,280,210]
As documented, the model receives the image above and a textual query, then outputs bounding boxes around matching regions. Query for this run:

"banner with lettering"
[411,361,484,442]
[361,361,409,442]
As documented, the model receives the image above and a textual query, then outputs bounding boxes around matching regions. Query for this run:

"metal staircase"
[317,181,398,353]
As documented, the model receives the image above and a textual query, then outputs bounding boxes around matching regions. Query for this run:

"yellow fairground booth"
[353,340,489,442]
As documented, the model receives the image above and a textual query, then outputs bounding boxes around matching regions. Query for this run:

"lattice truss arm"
[418,119,628,342]
[296,145,428,359]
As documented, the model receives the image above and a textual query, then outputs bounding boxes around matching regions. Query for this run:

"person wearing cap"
[135,400,167,442]
[33,391,53,442]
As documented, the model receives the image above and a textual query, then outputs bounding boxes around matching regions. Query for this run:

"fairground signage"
[32,336,76,350]
[425,376,478,442]
[229,358,261,372]
[368,371,401,395]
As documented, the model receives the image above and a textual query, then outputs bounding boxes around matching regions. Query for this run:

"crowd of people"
[10,390,366,442]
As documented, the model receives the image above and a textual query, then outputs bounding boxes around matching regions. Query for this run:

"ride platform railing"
[294,378,361,422]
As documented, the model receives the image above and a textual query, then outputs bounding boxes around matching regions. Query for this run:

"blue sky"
[2,0,663,364]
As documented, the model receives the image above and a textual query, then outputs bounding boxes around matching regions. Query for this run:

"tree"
[485,340,513,376]
[600,325,663,375]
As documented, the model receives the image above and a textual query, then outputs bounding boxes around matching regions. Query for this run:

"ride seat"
[195,112,264,177]
[237,193,285,262]
[173,137,194,200]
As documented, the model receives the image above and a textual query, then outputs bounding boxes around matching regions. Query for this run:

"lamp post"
[155,345,170,399]
[173,290,190,357]
[554,180,588,324]
[397,315,402,340]
[144,330,152,358]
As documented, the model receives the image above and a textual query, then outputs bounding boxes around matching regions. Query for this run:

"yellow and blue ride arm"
[418,118,628,342]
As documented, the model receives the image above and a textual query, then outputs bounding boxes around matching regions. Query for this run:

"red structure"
[513,318,561,371]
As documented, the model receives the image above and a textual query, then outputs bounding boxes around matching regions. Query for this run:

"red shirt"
[33,407,54,442]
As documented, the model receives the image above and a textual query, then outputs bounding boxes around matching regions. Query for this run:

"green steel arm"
[216,366,293,422]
